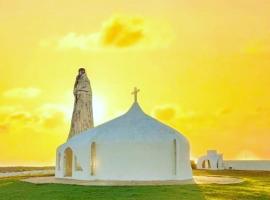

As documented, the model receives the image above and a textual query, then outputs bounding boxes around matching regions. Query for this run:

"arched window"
[64,147,73,177]
[75,155,83,171]
[202,160,211,169]
[207,160,211,168]
[90,142,96,176]
[57,152,61,170]
[173,139,177,175]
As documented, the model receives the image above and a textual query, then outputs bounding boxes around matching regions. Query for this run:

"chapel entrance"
[64,147,73,177]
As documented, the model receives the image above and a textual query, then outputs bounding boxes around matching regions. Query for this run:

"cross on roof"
[131,87,140,102]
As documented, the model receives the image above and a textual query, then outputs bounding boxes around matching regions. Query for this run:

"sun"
[92,95,106,125]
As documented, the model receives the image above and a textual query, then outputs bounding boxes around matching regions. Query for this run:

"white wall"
[96,141,174,180]
[55,136,192,181]
[224,160,270,171]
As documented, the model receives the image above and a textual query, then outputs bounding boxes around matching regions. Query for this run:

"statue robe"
[68,73,94,139]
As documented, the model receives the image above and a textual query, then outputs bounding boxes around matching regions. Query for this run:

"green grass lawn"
[0,170,269,200]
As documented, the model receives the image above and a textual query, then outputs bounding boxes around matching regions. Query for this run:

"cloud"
[215,107,232,117]
[45,15,172,51]
[8,112,36,123]
[57,32,99,50]
[0,124,8,134]
[153,105,201,122]
[3,87,41,99]
[42,111,66,129]
[0,105,20,115]
[0,103,69,132]
[100,16,144,47]
[37,103,72,121]
[0,102,70,165]
[153,105,177,121]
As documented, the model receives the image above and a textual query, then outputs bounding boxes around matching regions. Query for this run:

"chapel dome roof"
[66,101,189,145]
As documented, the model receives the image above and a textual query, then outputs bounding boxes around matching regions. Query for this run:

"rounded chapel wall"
[87,133,192,181]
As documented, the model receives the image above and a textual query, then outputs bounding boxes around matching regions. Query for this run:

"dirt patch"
[22,175,243,186]
[193,175,243,184]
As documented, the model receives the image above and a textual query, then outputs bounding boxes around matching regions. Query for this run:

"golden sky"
[1,0,270,166]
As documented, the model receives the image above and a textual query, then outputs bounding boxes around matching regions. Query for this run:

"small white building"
[197,150,224,170]
[55,101,192,181]
[223,160,270,171]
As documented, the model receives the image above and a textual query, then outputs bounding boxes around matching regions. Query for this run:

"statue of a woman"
[68,68,94,139]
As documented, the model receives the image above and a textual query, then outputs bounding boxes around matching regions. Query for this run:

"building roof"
[63,102,188,148]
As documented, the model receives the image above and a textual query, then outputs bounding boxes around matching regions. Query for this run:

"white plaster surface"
[224,160,270,171]
[56,102,192,181]
[197,150,224,170]
[197,150,270,171]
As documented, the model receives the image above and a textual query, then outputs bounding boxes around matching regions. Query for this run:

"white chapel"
[55,70,192,181]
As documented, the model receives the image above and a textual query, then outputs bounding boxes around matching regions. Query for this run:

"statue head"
[78,68,86,76]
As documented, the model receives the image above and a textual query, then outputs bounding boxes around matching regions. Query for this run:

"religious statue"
[67,68,94,139]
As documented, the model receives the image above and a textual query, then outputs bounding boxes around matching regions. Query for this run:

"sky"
[0,0,270,166]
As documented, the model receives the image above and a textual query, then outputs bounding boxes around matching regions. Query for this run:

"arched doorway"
[202,159,211,169]
[64,147,73,177]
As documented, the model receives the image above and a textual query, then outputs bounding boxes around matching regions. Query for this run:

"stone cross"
[131,87,140,102]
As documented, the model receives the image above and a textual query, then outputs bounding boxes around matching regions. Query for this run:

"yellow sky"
[0,0,270,166]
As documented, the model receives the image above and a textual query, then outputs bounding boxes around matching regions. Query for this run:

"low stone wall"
[224,160,270,171]
[0,170,54,178]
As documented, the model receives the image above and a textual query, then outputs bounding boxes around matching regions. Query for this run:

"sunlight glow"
[92,95,106,125]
